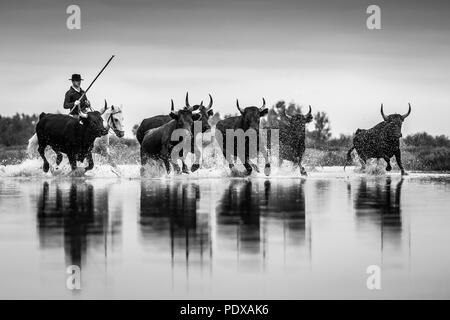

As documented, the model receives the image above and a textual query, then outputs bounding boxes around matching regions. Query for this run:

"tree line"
[1,104,450,150]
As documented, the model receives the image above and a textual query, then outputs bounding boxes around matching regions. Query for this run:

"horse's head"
[100,100,125,138]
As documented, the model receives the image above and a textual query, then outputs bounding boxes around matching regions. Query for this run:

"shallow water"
[0,168,450,299]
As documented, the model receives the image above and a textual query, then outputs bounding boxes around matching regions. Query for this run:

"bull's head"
[170,99,202,133]
[185,92,213,132]
[100,100,125,138]
[236,98,268,131]
[79,110,109,137]
[280,105,313,129]
[380,103,411,138]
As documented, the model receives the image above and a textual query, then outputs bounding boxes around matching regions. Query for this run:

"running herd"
[30,93,412,176]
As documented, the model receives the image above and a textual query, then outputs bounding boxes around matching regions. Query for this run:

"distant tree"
[404,132,450,148]
[132,124,139,137]
[0,113,39,146]
[310,111,331,143]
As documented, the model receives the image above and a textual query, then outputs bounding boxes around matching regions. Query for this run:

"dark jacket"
[63,86,89,115]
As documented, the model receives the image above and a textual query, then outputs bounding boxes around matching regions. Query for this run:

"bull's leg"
[359,155,367,171]
[191,139,201,172]
[383,156,392,171]
[259,142,271,176]
[84,152,94,171]
[67,153,77,171]
[55,152,63,167]
[394,151,408,176]
[163,158,172,175]
[244,150,253,175]
[181,161,190,174]
[171,161,182,174]
[38,144,50,173]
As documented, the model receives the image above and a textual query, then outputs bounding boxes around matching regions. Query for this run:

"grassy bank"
[2,138,450,172]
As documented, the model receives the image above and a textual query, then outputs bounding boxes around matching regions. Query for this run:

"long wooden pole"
[71,55,115,113]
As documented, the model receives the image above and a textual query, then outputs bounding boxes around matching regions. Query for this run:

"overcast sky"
[0,0,449,137]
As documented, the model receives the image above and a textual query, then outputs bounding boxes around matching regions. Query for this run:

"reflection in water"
[139,181,211,268]
[4,175,447,298]
[36,181,121,268]
[138,180,309,272]
[216,181,264,254]
[353,177,404,250]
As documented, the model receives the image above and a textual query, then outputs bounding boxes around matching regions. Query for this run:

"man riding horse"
[64,74,91,116]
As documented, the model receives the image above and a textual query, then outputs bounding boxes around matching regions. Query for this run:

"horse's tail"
[27,133,39,159]
[344,146,355,171]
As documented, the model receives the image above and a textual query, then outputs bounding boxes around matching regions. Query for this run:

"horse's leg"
[140,150,148,177]
[299,154,307,176]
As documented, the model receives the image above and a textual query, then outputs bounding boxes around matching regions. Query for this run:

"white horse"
[27,100,125,171]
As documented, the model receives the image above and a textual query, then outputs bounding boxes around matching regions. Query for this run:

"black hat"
[69,74,83,81]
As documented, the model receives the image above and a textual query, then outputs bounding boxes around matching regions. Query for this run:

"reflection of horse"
[139,181,210,263]
[353,177,403,241]
[27,101,124,168]
[36,181,120,267]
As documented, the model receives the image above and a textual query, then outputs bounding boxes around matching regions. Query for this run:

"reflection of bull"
[139,181,210,264]
[216,180,307,254]
[36,181,120,267]
[216,181,263,253]
[346,104,411,175]
[353,177,404,244]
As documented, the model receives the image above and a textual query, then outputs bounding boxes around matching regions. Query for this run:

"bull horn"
[100,100,108,115]
[236,99,244,114]
[380,103,388,121]
[207,94,213,110]
[200,100,204,107]
[402,103,412,119]
[260,98,266,111]
[185,92,191,110]
[306,105,312,117]
[282,109,292,120]
[171,99,175,112]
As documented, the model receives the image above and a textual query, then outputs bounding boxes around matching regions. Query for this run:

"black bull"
[215,98,271,176]
[36,111,109,172]
[345,103,412,175]
[272,106,313,175]
[140,100,201,175]
[136,92,214,173]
